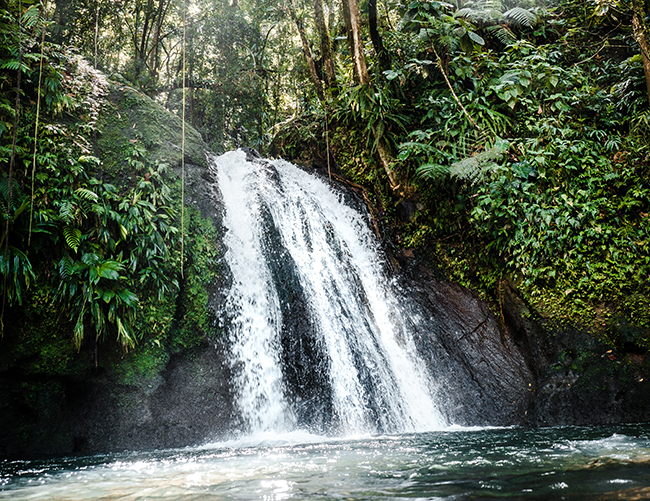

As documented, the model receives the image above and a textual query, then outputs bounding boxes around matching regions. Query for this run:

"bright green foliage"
[0,3,181,350]
[264,0,648,344]
[52,165,179,350]
[374,0,650,342]
[334,83,410,158]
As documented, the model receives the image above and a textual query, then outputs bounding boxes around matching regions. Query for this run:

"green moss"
[97,83,206,176]
[113,342,170,386]
[0,286,91,377]
[169,206,221,351]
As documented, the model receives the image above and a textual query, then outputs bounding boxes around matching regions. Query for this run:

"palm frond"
[416,162,450,180]
[485,24,517,45]
[485,0,503,9]
[75,187,99,203]
[63,225,82,252]
[58,256,75,281]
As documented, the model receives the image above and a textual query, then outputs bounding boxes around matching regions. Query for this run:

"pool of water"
[2,424,650,500]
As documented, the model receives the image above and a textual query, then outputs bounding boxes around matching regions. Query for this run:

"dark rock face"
[68,340,236,454]
[499,284,650,427]
[0,341,236,457]
[399,268,534,426]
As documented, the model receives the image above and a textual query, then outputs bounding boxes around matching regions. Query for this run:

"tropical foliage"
[0,1,181,352]
[2,0,650,355]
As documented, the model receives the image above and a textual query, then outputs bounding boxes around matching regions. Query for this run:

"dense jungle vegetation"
[1,0,649,361]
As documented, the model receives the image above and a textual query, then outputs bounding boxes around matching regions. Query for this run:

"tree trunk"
[377,139,403,193]
[368,0,390,72]
[312,0,336,90]
[341,0,406,194]
[287,0,325,102]
[341,0,369,84]
[632,0,650,104]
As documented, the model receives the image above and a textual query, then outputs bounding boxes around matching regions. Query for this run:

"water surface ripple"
[2,425,650,500]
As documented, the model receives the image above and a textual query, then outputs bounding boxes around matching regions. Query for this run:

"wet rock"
[499,282,650,426]
[68,339,236,454]
[401,269,534,426]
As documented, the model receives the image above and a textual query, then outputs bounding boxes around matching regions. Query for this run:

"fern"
[20,5,41,29]
[632,110,650,134]
[0,176,11,206]
[75,187,99,203]
[0,60,25,72]
[58,256,75,281]
[455,7,501,25]
[449,138,509,183]
[503,7,537,27]
[63,225,82,252]
[58,201,75,224]
[416,162,450,180]
[454,3,538,31]
[485,24,517,45]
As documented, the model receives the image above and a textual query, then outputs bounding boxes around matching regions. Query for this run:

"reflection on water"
[1,424,650,500]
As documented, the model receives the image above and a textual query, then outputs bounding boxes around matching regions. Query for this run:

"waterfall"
[213,150,446,436]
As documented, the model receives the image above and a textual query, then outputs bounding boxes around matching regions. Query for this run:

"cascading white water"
[214,150,446,435]
[216,152,294,433]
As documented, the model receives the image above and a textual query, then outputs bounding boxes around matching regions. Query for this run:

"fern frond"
[63,225,82,252]
[58,256,75,280]
[75,187,99,203]
[485,0,503,10]
[0,60,30,73]
[633,110,650,130]
[455,7,476,19]
[21,5,41,29]
[416,163,450,180]
[455,6,502,24]
[59,201,77,224]
[486,24,517,44]
[450,139,509,183]
[503,7,537,27]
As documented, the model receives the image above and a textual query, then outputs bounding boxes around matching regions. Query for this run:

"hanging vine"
[180,0,186,279]
[29,2,47,246]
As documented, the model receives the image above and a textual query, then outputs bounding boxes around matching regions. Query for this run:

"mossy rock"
[97,82,206,174]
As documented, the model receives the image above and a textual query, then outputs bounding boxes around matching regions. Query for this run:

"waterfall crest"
[213,150,446,435]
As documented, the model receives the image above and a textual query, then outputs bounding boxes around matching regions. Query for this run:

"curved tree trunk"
[287,0,324,102]
[312,0,336,91]
[632,0,650,104]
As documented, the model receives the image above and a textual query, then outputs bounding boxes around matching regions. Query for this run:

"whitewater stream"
[2,151,649,499]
